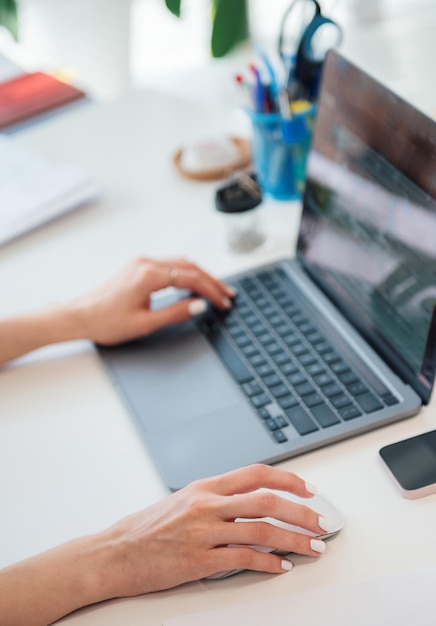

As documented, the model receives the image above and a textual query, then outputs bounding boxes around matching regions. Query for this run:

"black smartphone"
[379,430,436,499]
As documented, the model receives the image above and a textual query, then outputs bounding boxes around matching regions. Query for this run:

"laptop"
[98,50,436,491]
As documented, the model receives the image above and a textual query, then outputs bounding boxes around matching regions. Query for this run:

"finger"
[158,258,237,299]
[205,546,295,576]
[218,520,327,558]
[210,464,316,499]
[220,491,324,535]
[160,266,234,310]
[141,298,208,334]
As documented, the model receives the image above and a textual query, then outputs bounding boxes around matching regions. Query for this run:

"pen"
[254,43,279,101]
[249,63,267,113]
[278,87,293,120]
[234,73,253,108]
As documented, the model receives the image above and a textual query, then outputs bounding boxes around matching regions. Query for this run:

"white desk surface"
[1,56,436,625]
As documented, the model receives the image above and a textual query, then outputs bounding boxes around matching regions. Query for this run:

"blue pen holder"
[246,106,316,201]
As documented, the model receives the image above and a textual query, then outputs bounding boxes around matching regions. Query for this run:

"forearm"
[0,533,115,626]
[0,305,86,366]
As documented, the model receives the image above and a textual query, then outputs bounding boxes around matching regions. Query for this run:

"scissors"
[278,0,342,101]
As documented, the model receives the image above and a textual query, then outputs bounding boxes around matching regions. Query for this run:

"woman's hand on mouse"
[0,256,235,365]
[90,464,331,599]
[0,464,333,626]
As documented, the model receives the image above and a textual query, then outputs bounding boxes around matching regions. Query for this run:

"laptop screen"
[297,50,436,403]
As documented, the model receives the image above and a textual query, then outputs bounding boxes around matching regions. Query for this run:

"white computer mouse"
[205,488,344,580]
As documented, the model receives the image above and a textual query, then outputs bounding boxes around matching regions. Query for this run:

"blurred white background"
[1,0,435,113]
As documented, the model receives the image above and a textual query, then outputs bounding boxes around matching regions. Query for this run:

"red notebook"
[0,71,86,129]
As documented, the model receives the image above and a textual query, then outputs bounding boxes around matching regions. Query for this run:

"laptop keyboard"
[198,268,399,444]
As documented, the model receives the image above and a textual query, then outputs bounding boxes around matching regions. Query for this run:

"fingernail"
[310,539,326,554]
[318,516,338,533]
[188,299,208,316]
[281,558,294,572]
[226,285,238,297]
[222,297,232,309]
[305,482,317,495]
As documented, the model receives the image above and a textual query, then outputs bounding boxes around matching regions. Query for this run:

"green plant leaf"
[164,0,181,18]
[0,0,18,40]
[211,0,248,58]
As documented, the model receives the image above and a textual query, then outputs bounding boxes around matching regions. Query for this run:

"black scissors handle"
[294,13,342,100]
[278,0,342,102]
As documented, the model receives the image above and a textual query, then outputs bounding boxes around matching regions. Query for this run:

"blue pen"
[254,43,279,102]
[249,63,266,113]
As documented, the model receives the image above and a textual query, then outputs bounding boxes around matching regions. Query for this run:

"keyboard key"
[339,405,363,420]
[330,360,349,375]
[263,373,282,387]
[270,383,290,398]
[265,418,280,431]
[306,331,323,344]
[276,323,290,336]
[331,394,352,409]
[251,322,267,335]
[347,381,369,396]
[338,370,358,385]
[295,381,315,397]
[242,381,263,396]
[356,392,383,413]
[274,415,288,429]
[322,383,343,398]
[303,393,324,408]
[283,334,300,347]
[251,393,271,408]
[278,394,299,409]
[314,340,331,354]
[311,404,341,427]
[228,326,245,338]
[285,405,319,435]
[306,362,325,376]
[258,332,275,345]
[266,343,282,355]
[273,430,288,443]
[313,372,334,386]
[234,334,251,348]
[382,393,399,406]
[287,372,307,386]
[322,351,340,365]
[292,343,309,357]
[258,407,271,420]
[241,344,258,357]
[256,363,275,377]
[280,361,299,376]
[248,353,267,367]
[272,352,290,366]
[299,353,317,367]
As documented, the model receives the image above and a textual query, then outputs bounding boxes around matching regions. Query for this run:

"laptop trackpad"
[101,322,242,433]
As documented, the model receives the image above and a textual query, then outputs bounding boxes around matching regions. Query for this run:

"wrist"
[72,531,120,606]
[33,303,87,344]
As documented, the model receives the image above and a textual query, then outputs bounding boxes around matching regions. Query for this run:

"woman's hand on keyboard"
[71,255,236,345]
[0,256,236,365]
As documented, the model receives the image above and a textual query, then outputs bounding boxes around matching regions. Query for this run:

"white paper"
[0,134,98,245]
[163,565,436,626]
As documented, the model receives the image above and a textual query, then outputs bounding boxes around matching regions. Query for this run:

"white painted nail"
[222,297,232,309]
[281,558,294,572]
[310,539,326,554]
[305,482,317,495]
[318,516,338,533]
[188,299,208,316]
[226,285,238,296]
